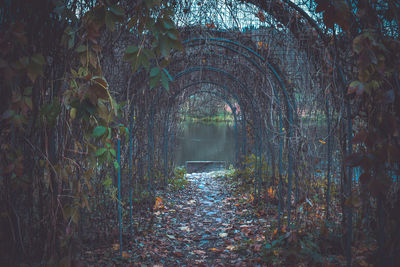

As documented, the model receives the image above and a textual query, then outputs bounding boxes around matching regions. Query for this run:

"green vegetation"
[168,166,188,191]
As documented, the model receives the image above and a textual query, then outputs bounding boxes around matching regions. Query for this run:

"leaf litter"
[80,171,271,266]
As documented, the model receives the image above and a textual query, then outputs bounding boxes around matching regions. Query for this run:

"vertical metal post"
[345,98,353,267]
[117,137,123,256]
[278,110,283,232]
[287,102,293,227]
[128,105,134,237]
[164,107,171,185]
[232,107,239,167]
[242,113,247,164]
[326,96,332,220]
[257,118,262,201]
[147,107,155,196]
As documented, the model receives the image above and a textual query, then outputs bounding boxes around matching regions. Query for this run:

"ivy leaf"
[95,147,107,157]
[92,126,107,137]
[70,108,76,119]
[31,53,46,65]
[162,18,175,30]
[150,67,161,77]
[110,148,116,157]
[102,177,112,187]
[105,11,117,31]
[125,45,139,55]
[75,45,87,53]
[150,67,162,88]
[161,71,169,91]
[109,6,124,17]
[114,160,119,170]
[167,30,179,40]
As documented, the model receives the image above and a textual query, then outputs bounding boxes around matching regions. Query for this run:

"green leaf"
[150,74,160,89]
[27,61,43,82]
[95,147,107,157]
[114,160,119,170]
[109,6,124,17]
[70,108,76,119]
[31,53,46,65]
[125,45,139,54]
[110,148,116,157]
[68,34,75,49]
[75,45,87,53]
[102,177,112,187]
[105,12,116,31]
[92,126,107,137]
[159,37,171,57]
[167,31,178,40]
[71,209,80,224]
[150,67,160,77]
[161,71,169,91]
[162,18,175,30]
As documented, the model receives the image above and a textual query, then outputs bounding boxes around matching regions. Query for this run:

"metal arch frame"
[128,35,297,228]
[182,36,296,224]
[169,66,264,200]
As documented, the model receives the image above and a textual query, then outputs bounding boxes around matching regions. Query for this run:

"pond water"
[174,121,236,167]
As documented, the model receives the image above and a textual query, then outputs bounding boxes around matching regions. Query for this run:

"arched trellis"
[180,37,296,224]
[171,66,264,198]
[125,35,301,247]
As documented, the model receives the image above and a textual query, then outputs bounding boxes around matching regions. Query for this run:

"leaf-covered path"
[82,172,272,266]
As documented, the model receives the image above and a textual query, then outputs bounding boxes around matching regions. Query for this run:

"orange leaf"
[267,186,275,198]
[112,243,120,251]
[154,197,164,211]
[272,228,278,237]
[206,22,216,29]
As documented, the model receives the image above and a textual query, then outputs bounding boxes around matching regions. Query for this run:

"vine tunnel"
[123,29,314,234]
[2,0,400,265]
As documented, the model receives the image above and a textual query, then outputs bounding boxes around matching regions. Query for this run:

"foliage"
[0,0,182,265]
[233,154,269,192]
[315,0,400,265]
[168,166,188,191]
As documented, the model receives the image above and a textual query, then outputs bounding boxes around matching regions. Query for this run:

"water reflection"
[175,121,236,166]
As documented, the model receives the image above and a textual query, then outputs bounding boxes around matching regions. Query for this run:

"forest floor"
[81,172,274,266]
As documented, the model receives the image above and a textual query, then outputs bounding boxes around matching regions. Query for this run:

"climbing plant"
[0,0,181,265]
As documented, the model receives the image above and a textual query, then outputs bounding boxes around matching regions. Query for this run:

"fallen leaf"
[166,234,175,239]
[112,243,120,251]
[154,197,164,210]
[173,251,184,257]
[179,226,191,232]
[226,245,236,251]
[193,250,206,255]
